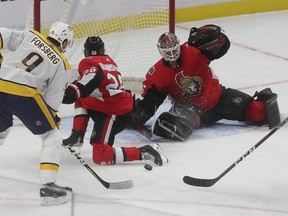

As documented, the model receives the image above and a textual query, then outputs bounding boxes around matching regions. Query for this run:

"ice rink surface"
[1,10,288,216]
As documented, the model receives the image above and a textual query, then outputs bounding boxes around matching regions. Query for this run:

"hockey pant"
[87,109,140,165]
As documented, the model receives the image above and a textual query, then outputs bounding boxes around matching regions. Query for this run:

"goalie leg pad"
[254,88,280,129]
[152,112,193,141]
[217,88,253,121]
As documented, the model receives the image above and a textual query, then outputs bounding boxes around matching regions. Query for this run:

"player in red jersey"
[130,25,280,141]
[62,36,168,165]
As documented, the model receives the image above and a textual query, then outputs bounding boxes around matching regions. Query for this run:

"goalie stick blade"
[108,180,134,190]
[183,176,218,187]
[134,123,152,139]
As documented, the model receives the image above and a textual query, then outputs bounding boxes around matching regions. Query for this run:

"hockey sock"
[73,115,89,132]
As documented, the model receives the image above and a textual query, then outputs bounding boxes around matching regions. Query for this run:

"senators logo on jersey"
[175,71,203,96]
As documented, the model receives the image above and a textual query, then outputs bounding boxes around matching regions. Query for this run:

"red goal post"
[29,0,175,92]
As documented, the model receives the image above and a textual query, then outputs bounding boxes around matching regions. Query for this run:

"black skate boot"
[62,130,85,147]
[139,144,168,166]
[40,183,72,206]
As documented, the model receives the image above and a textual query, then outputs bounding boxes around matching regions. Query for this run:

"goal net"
[26,0,175,92]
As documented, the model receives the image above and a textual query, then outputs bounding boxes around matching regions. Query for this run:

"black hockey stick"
[183,117,288,187]
[68,147,133,190]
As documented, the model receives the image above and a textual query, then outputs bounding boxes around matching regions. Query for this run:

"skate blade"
[41,196,67,206]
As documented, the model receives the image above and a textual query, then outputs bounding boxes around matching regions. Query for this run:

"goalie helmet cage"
[28,0,175,92]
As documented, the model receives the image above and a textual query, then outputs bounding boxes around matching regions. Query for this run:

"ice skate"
[139,144,168,166]
[40,183,72,206]
[62,130,85,147]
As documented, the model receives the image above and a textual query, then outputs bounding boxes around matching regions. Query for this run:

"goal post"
[28,0,175,92]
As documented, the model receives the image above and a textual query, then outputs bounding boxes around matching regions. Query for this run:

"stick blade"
[183,176,217,187]
[134,124,152,139]
[107,180,134,190]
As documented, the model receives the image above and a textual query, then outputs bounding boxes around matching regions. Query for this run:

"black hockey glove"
[62,84,81,104]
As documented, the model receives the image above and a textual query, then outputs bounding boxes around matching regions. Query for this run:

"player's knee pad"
[152,112,194,141]
[92,144,115,165]
[253,88,280,129]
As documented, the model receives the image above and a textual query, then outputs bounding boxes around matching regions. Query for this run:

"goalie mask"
[84,36,105,57]
[157,32,181,62]
[48,21,74,53]
[188,24,230,61]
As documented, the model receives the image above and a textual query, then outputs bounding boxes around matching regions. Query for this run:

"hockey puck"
[144,164,153,171]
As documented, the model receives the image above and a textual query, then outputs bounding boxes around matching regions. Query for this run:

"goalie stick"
[133,123,152,139]
[68,147,133,190]
[133,105,158,139]
[133,124,169,164]
[183,117,288,187]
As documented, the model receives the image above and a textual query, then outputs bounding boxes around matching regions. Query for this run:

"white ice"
[1,10,288,216]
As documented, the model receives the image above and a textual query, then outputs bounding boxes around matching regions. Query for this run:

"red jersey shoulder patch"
[148,66,155,75]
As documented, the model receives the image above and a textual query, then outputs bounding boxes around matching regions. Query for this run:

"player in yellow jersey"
[0,21,74,206]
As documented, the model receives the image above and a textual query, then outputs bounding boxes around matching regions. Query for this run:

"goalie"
[129,25,280,141]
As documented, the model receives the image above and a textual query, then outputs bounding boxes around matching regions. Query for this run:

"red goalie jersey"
[76,55,133,115]
[142,42,222,110]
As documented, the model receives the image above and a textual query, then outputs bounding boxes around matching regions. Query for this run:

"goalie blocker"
[152,88,280,141]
